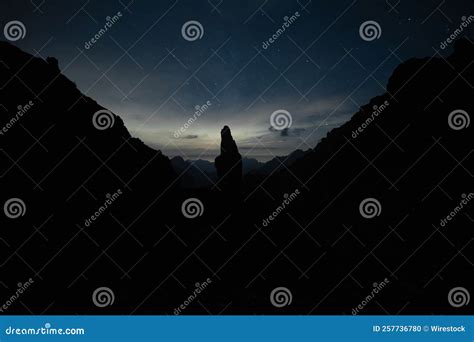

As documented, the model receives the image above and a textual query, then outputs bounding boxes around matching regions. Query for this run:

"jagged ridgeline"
[0,39,472,314]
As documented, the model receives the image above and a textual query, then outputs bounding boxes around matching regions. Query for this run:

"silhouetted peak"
[220,125,239,154]
[215,125,242,192]
[387,37,472,95]
[288,149,306,158]
[276,34,473,203]
[0,42,157,153]
[222,125,230,133]
[0,42,175,199]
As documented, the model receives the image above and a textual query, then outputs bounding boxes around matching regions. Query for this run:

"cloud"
[291,128,306,136]
[182,134,199,139]
[268,127,306,137]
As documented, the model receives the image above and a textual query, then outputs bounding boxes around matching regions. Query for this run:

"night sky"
[1,0,473,160]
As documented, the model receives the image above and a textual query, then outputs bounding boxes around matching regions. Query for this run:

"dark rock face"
[242,38,473,314]
[0,41,179,313]
[214,126,242,192]
[1,38,473,315]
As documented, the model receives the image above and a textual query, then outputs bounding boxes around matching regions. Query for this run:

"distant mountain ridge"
[170,149,312,188]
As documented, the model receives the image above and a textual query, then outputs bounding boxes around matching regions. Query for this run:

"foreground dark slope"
[239,39,473,313]
[0,39,472,314]
[0,41,181,312]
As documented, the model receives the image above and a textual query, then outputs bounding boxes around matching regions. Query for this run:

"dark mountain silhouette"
[240,38,473,314]
[170,150,311,188]
[248,149,312,175]
[170,156,216,188]
[242,157,263,173]
[214,126,242,192]
[0,38,472,315]
[0,41,181,313]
